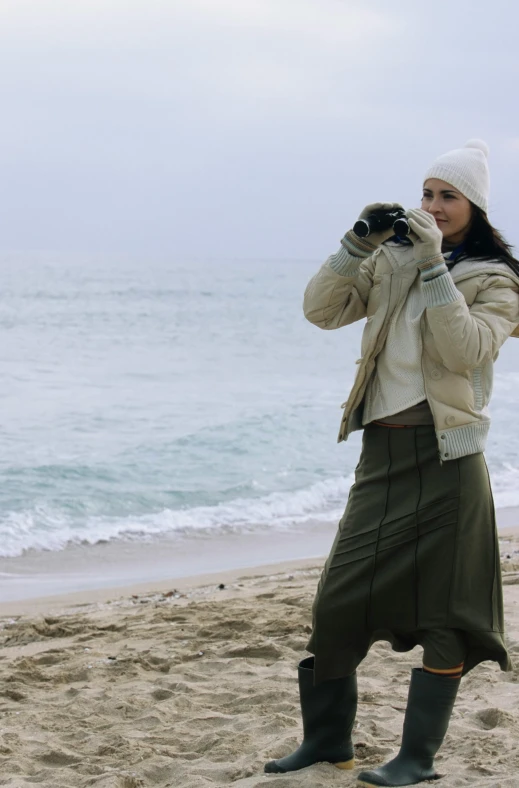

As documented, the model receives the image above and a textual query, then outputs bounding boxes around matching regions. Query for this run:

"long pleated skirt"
[307,424,512,684]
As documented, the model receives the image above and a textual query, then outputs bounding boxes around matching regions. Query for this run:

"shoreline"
[1,506,518,612]
[0,519,340,609]
[0,527,519,622]
[0,556,323,618]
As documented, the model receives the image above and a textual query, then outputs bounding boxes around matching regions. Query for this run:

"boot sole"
[335,759,355,770]
[264,757,355,774]
[357,775,439,787]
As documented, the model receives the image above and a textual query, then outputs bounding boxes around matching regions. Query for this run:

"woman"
[264,140,519,787]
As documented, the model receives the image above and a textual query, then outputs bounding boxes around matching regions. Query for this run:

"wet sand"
[1,505,518,604]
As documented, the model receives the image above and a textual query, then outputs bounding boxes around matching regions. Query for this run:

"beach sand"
[2,535,519,786]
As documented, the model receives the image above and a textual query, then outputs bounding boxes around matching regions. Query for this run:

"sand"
[2,539,519,787]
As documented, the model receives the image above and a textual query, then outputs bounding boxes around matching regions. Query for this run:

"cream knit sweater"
[328,242,456,425]
[362,273,426,424]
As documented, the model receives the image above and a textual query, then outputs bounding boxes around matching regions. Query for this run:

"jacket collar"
[450,258,519,288]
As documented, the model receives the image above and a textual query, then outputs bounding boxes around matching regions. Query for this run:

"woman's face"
[421,178,473,244]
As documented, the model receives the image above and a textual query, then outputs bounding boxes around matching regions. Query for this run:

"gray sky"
[1,0,518,259]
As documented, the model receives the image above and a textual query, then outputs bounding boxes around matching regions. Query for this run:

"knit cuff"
[421,271,463,307]
[328,245,364,277]
[341,230,378,258]
[417,254,449,281]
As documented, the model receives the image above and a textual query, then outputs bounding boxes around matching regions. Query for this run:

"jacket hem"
[338,417,490,462]
[436,421,489,460]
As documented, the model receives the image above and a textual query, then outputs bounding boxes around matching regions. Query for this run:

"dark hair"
[454,206,519,276]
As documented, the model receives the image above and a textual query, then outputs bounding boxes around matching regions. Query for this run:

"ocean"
[1,253,519,560]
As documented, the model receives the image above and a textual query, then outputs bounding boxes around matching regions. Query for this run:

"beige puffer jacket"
[303,240,519,461]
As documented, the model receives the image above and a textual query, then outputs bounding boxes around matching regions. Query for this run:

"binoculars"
[353,209,410,239]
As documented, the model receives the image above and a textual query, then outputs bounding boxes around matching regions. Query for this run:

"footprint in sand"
[218,643,283,660]
[473,707,516,730]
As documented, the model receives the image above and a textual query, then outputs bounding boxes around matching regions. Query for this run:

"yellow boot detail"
[334,758,355,770]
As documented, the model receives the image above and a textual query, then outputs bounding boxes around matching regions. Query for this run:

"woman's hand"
[356,202,405,247]
[406,208,443,264]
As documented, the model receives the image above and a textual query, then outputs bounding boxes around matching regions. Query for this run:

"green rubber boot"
[357,668,460,787]
[264,656,357,773]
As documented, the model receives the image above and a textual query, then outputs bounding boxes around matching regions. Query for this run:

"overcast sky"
[0,0,518,259]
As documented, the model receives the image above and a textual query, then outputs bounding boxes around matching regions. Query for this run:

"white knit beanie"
[423,139,490,213]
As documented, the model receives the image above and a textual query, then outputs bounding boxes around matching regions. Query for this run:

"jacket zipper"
[340,276,400,434]
[419,311,444,463]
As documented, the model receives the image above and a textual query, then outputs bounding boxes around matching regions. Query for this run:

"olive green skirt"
[307,424,512,683]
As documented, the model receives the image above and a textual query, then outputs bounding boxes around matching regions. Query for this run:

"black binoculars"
[353,209,410,239]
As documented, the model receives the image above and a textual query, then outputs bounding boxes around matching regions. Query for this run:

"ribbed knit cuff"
[341,230,378,258]
[437,421,489,461]
[421,271,463,307]
[417,254,449,281]
[328,245,364,277]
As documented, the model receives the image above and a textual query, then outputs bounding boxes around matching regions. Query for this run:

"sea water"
[1,253,518,558]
